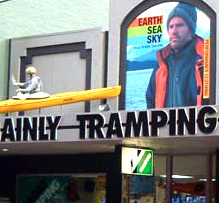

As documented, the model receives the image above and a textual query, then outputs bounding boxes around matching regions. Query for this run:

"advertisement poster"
[126,2,212,110]
[17,175,71,203]
[17,175,106,203]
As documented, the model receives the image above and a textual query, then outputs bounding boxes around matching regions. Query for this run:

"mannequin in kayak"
[13,66,50,99]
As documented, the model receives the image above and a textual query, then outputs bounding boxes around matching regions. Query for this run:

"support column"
[216,149,219,202]
[165,152,173,202]
[111,145,122,203]
[206,152,213,203]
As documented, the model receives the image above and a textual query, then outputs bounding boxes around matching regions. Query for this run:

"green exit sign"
[121,147,153,176]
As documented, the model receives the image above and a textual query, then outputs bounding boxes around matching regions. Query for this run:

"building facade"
[0,0,219,202]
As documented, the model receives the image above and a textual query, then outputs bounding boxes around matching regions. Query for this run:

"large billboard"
[124,1,215,110]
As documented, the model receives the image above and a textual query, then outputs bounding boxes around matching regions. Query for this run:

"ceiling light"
[199,178,216,182]
[160,175,193,179]
[2,148,9,152]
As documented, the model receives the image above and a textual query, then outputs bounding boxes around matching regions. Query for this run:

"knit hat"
[167,2,197,34]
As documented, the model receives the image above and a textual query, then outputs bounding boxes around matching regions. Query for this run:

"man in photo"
[146,2,204,108]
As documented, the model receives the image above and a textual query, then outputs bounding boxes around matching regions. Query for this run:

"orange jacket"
[153,36,204,108]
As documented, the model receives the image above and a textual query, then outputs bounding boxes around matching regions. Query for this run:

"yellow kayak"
[0,86,121,113]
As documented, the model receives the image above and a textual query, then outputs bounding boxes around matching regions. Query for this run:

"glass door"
[121,153,216,203]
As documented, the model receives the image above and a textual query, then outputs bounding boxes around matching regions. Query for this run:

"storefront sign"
[0,116,61,142]
[1,105,219,142]
[121,147,153,175]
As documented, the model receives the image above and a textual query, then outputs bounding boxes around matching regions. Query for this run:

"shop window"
[173,154,216,202]
[122,154,166,202]
[16,174,106,203]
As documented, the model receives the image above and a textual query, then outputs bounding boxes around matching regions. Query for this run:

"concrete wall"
[9,28,106,115]
[0,0,109,101]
